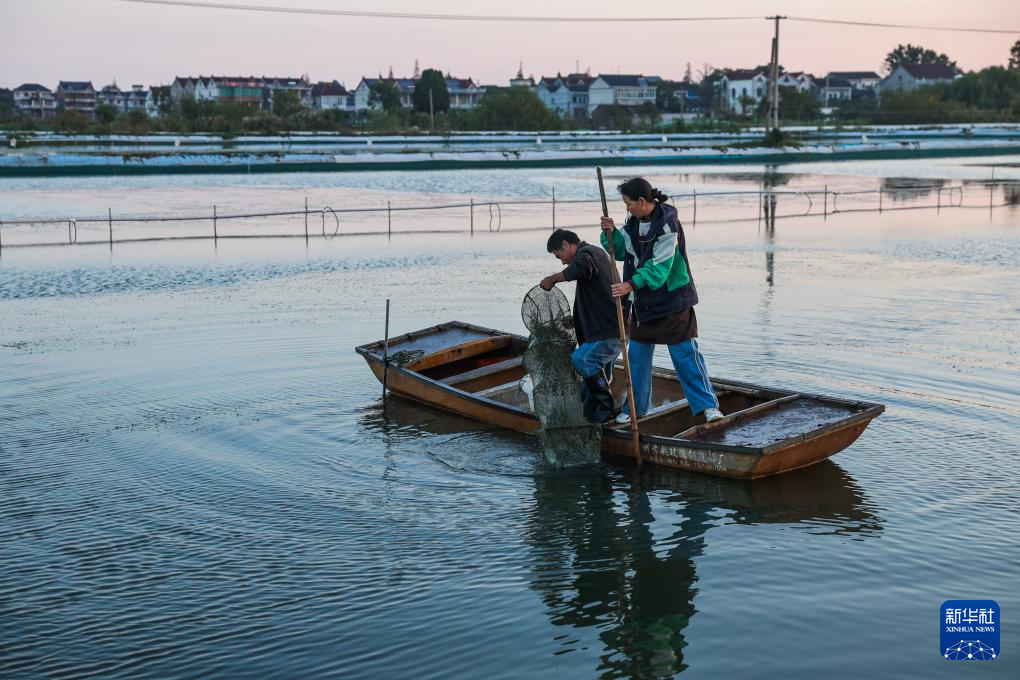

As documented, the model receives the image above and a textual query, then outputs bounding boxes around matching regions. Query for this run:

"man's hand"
[540,274,560,291]
[600,216,616,234]
[611,282,633,298]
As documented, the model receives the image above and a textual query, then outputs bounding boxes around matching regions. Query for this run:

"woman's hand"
[600,216,616,234]
[611,282,633,298]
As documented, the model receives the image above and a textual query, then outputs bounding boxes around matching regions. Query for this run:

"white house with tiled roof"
[535,76,570,116]
[719,69,768,114]
[14,83,57,118]
[587,75,657,115]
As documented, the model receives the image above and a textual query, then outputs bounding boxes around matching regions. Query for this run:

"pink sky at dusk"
[1,0,1018,89]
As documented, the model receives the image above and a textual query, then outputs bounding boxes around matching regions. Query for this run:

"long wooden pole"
[383,299,391,408]
[597,167,642,466]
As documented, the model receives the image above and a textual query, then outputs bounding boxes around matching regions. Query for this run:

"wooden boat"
[356,321,884,479]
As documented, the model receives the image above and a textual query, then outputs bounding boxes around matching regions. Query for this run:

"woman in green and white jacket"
[600,177,722,424]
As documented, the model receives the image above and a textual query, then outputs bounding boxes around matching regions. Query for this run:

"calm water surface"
[1,159,1018,678]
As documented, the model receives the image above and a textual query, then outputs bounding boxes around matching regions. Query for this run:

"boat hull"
[356,321,883,479]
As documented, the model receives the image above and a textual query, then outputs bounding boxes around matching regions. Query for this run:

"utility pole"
[429,88,434,131]
[765,15,786,133]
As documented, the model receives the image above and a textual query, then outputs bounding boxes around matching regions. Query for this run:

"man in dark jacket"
[539,229,620,423]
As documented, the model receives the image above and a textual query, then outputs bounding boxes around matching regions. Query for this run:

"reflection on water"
[370,395,881,678]
[524,463,880,678]
[881,177,947,202]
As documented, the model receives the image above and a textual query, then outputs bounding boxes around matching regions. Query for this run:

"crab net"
[521,285,601,467]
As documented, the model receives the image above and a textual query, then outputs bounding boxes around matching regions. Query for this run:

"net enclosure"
[520,285,601,467]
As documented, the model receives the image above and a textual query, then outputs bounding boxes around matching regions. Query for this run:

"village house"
[311,81,353,111]
[877,64,959,96]
[170,76,311,110]
[13,83,57,119]
[56,81,97,117]
[719,69,768,114]
[446,78,483,110]
[777,71,815,94]
[815,76,854,103]
[535,76,571,116]
[352,76,417,111]
[827,71,882,89]
[264,77,312,108]
[97,83,147,113]
[564,73,595,120]
[587,74,657,115]
[352,74,481,112]
[509,63,535,88]
[146,85,171,117]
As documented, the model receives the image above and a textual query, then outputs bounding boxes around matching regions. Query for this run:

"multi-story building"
[13,83,57,118]
[56,81,97,117]
[351,75,480,112]
[170,75,311,110]
[587,74,657,115]
[446,78,482,110]
[718,69,768,114]
[352,76,417,111]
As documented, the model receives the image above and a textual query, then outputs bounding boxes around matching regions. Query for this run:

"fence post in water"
[0,220,3,254]
[108,208,113,245]
[879,187,883,213]
[692,189,697,228]
[551,187,556,230]
[470,197,474,236]
[758,188,762,228]
[304,196,308,241]
[387,200,392,239]
[937,188,941,213]
[823,185,828,219]
[213,205,218,241]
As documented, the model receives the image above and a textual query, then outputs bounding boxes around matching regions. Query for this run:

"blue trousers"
[572,338,622,403]
[623,338,719,417]
[571,338,622,378]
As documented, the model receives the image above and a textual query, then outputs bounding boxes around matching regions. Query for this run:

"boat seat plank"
[608,390,733,431]
[405,335,513,371]
[442,356,524,386]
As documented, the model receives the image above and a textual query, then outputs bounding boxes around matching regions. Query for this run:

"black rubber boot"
[582,369,617,424]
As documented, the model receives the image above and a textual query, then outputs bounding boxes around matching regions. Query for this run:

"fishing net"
[521,285,601,467]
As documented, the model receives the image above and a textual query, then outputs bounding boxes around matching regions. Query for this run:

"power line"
[116,0,1020,33]
[116,0,758,22]
[787,16,1019,35]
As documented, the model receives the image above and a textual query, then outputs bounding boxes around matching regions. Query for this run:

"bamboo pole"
[383,299,391,407]
[597,167,642,466]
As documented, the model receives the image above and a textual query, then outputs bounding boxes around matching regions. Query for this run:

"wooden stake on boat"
[597,167,642,466]
[383,299,391,407]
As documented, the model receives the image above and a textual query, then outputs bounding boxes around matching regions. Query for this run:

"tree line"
[2,43,1018,134]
